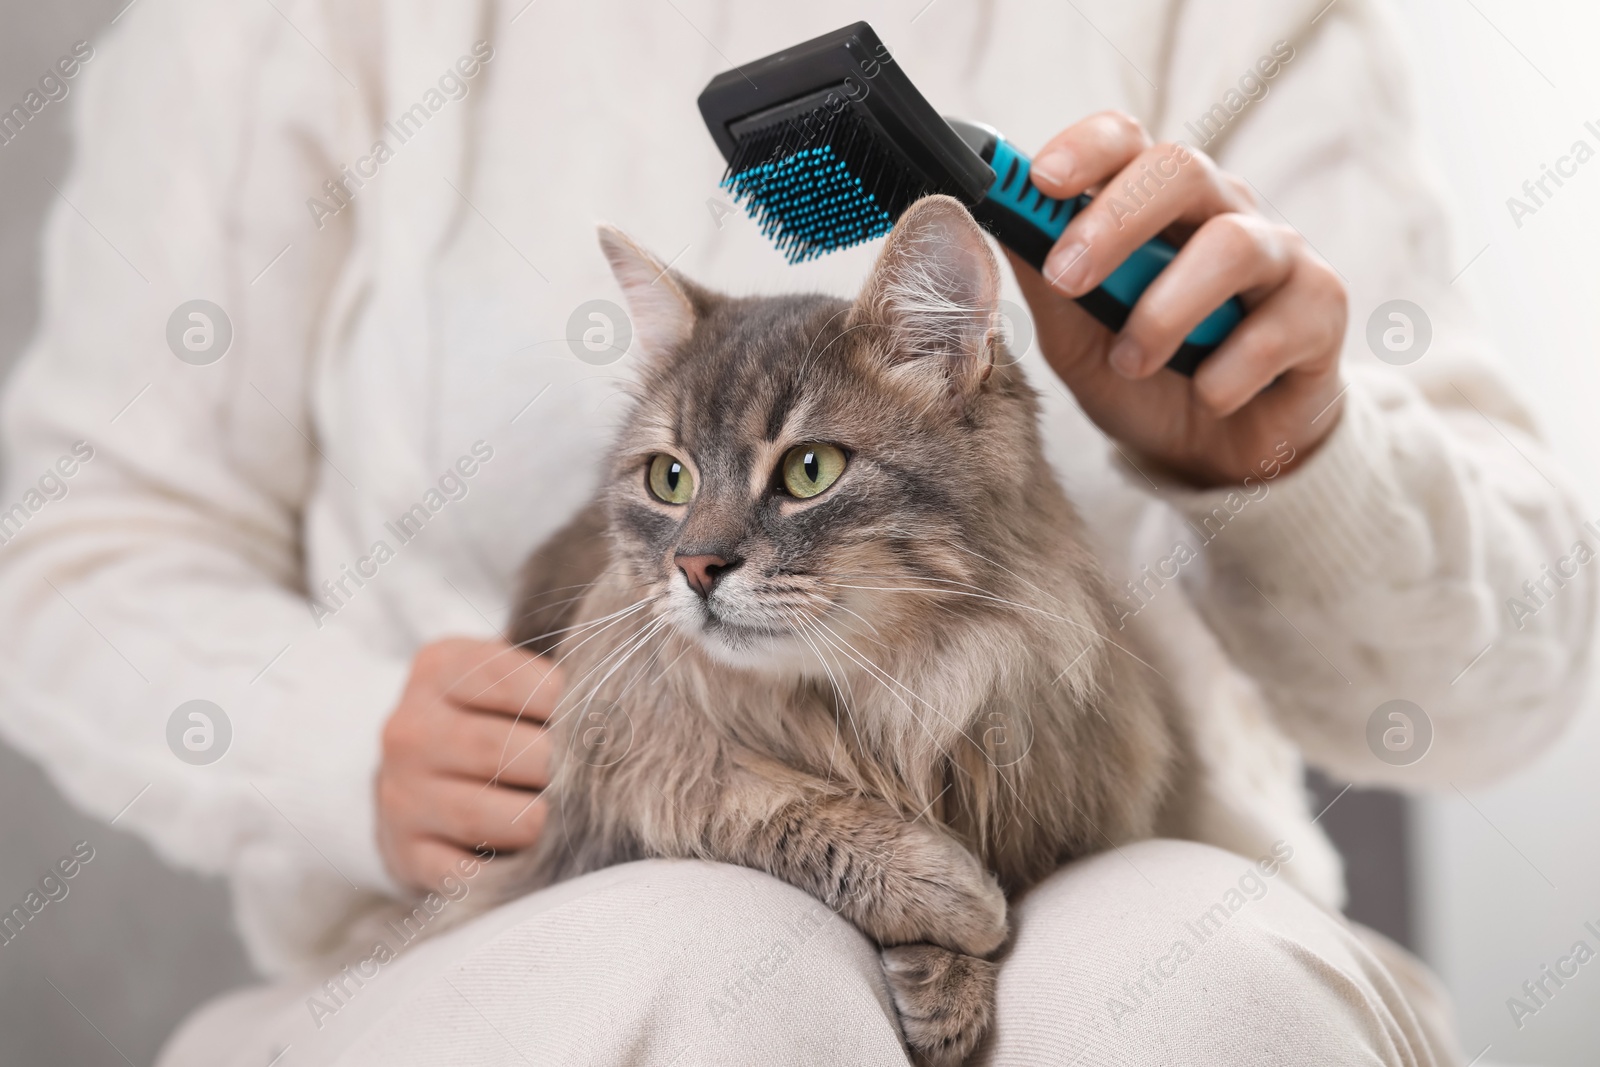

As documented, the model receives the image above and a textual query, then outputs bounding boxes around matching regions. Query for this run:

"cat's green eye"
[647,454,695,504]
[781,444,847,499]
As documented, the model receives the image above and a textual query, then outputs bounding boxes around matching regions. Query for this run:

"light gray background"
[1,1,1595,1065]
[1400,2,1600,1063]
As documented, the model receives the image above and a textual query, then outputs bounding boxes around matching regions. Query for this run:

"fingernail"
[1045,240,1094,295]
[1030,150,1075,188]
[1109,337,1144,379]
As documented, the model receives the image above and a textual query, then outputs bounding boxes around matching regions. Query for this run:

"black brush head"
[698,22,994,263]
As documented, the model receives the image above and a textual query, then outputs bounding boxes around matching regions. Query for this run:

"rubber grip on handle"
[970,136,1245,377]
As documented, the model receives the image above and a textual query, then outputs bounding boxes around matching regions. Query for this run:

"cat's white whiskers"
[791,627,857,789]
[561,614,672,729]
[802,618,994,821]
[794,618,871,793]
[447,594,633,710]
[486,608,664,789]
[804,616,969,784]
[810,615,940,721]
[519,592,655,649]
[814,597,881,638]
[509,581,645,637]
[816,618,1043,830]
[942,541,1100,623]
[826,569,1015,599]
[506,571,655,634]
[494,598,659,733]
[607,618,679,707]
[452,594,657,784]
[647,641,696,686]
[823,581,1060,619]
[820,572,1127,727]
[502,596,657,726]
[525,613,673,796]
[820,576,1158,679]
[792,620,853,719]
[781,608,871,772]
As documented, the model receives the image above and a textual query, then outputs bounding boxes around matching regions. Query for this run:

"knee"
[310,861,914,1065]
[1020,837,1297,916]
[582,858,857,946]
[987,840,1427,1065]
[1006,837,1321,1010]
[549,859,887,1010]
[501,860,907,1059]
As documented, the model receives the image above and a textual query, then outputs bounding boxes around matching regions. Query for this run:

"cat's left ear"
[850,195,1002,394]
[597,224,700,362]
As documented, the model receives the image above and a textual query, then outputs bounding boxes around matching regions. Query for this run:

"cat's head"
[596,196,1054,678]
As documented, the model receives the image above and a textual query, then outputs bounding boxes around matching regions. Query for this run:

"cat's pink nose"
[676,553,735,599]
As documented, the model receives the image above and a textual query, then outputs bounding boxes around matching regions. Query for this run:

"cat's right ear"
[597,225,698,361]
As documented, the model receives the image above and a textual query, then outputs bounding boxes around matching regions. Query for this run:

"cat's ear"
[597,225,698,360]
[850,195,1002,392]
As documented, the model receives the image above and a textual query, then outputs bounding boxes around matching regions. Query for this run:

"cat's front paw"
[902,844,1008,958]
[882,943,996,1067]
[846,827,1008,958]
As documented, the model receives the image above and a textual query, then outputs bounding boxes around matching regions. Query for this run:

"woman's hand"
[1012,110,1348,487]
[376,637,561,892]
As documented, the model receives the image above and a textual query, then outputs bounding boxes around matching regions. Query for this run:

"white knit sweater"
[1,0,1593,977]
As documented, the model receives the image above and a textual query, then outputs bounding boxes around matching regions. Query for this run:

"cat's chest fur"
[538,562,1162,898]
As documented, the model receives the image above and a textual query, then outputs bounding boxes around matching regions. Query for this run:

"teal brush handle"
[958,125,1245,376]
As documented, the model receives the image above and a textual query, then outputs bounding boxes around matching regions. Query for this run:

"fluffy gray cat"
[481,195,1276,1065]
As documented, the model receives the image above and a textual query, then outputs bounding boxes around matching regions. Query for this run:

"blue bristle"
[722,144,895,264]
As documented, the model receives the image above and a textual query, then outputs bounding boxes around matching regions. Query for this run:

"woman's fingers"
[386,835,479,893]
[381,772,548,852]
[382,670,556,789]
[1029,110,1153,198]
[424,706,553,788]
[430,637,564,721]
[1190,256,1347,417]
[1107,213,1295,379]
[379,636,566,890]
[1013,113,1353,488]
[1043,142,1252,297]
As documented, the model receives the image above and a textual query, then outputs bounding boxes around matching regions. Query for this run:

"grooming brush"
[697,21,1245,376]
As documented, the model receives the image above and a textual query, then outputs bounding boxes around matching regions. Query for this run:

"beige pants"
[158,840,1459,1067]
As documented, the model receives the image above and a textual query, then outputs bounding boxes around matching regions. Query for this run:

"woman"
[0,0,1589,1063]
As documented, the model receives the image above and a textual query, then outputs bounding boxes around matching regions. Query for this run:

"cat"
[487,195,1210,1065]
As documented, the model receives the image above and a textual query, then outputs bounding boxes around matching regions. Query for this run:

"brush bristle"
[721,107,932,264]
